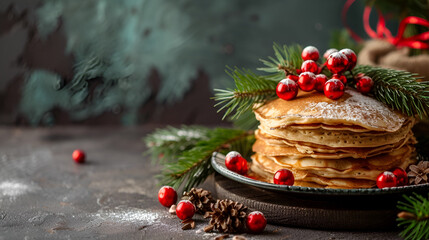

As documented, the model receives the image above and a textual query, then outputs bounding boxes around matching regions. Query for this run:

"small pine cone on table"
[407,161,429,185]
[203,199,248,233]
[181,188,214,214]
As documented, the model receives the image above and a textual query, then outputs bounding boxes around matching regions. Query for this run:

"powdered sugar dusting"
[302,89,407,131]
[94,207,160,225]
[0,180,36,200]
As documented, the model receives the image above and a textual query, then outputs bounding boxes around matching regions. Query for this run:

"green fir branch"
[144,125,210,163]
[258,43,303,80]
[353,65,429,118]
[149,127,255,191]
[213,67,277,120]
[397,193,429,240]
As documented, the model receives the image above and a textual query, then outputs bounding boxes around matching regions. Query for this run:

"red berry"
[356,76,374,94]
[324,79,345,100]
[176,200,195,220]
[301,46,319,61]
[225,151,248,175]
[273,169,294,185]
[326,52,348,74]
[72,149,86,163]
[333,73,347,85]
[392,168,408,186]
[314,74,328,92]
[298,72,316,92]
[276,78,298,100]
[377,171,397,189]
[288,75,299,82]
[301,60,318,73]
[158,186,177,207]
[246,211,267,233]
[296,69,302,75]
[339,48,357,70]
[323,48,338,59]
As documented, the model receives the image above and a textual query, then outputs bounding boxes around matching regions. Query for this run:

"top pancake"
[254,89,408,132]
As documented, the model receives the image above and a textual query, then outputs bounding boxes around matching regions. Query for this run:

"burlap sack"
[358,39,429,80]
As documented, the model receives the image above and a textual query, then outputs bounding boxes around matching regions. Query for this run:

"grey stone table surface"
[0,126,402,240]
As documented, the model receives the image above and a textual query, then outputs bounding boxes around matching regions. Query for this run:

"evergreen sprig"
[258,43,303,80]
[145,126,255,191]
[397,193,429,240]
[144,125,210,163]
[213,67,278,120]
[354,65,429,118]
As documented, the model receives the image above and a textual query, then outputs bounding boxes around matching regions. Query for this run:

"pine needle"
[258,43,303,80]
[398,193,429,240]
[354,65,429,118]
[213,67,278,120]
[144,125,210,163]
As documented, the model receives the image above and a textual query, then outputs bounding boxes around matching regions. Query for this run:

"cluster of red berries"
[376,168,408,189]
[158,185,267,233]
[158,186,197,220]
[276,46,374,101]
[225,151,295,186]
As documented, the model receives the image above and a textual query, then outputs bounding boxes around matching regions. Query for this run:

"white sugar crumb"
[302,89,406,131]
[0,180,36,199]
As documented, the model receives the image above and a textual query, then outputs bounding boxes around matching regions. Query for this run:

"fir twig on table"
[144,125,210,163]
[397,193,429,240]
[156,128,255,191]
[354,65,429,118]
[213,67,278,120]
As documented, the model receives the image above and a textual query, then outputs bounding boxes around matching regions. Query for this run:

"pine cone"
[407,161,429,185]
[203,199,248,233]
[182,188,214,214]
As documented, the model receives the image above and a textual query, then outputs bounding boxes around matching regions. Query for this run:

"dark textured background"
[0,0,369,126]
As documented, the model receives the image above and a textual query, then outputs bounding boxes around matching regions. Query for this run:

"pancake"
[254,89,408,132]
[258,119,413,148]
[250,88,417,189]
[254,129,416,159]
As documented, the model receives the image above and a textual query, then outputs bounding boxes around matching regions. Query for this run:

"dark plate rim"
[211,151,429,196]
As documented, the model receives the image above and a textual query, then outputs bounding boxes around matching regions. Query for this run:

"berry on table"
[246,211,267,233]
[376,171,397,189]
[158,186,178,207]
[273,169,294,185]
[298,72,316,92]
[72,149,86,163]
[314,74,328,92]
[276,78,299,100]
[301,60,318,73]
[356,76,374,94]
[324,79,345,100]
[339,48,357,70]
[225,151,248,175]
[301,46,319,61]
[176,200,196,220]
[326,52,349,74]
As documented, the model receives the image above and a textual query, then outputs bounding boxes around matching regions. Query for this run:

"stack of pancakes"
[251,89,417,189]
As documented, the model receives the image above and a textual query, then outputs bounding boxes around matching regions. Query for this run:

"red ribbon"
[343,0,429,49]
